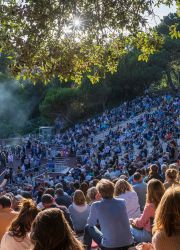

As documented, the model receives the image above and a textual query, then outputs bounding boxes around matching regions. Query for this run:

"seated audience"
[0,196,18,241]
[152,186,180,250]
[41,194,73,229]
[68,190,90,233]
[84,179,133,250]
[114,179,141,219]
[55,188,72,208]
[130,179,165,243]
[30,208,84,250]
[135,186,180,250]
[0,199,39,250]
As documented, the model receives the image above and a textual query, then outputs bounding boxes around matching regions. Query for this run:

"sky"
[148,2,177,26]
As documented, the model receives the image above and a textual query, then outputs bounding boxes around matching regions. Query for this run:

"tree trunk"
[166,70,177,92]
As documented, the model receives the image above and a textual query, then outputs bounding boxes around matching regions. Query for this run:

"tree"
[0,0,178,84]
[40,87,81,122]
[152,13,180,91]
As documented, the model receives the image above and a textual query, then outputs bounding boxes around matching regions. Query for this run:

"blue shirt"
[87,198,133,248]
[133,182,147,212]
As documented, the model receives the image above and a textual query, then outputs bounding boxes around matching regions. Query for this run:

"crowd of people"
[0,93,179,249]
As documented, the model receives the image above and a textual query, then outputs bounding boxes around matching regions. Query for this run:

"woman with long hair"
[133,186,180,250]
[152,185,180,250]
[68,190,90,233]
[114,179,141,219]
[0,199,39,250]
[130,179,165,243]
[30,208,84,250]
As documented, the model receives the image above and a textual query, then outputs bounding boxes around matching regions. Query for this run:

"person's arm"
[0,171,8,188]
[61,206,74,230]
[0,178,7,189]
[132,204,153,229]
[87,203,98,227]
[134,243,154,250]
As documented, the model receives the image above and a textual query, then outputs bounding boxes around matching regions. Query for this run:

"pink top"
[134,203,155,232]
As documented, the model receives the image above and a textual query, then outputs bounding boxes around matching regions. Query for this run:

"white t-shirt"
[117,191,141,219]
[0,232,32,250]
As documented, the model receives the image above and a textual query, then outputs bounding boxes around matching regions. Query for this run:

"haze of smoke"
[0,79,34,139]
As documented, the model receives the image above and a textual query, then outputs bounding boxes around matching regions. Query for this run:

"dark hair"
[55,188,64,197]
[21,191,32,199]
[133,172,142,181]
[44,188,55,197]
[9,199,39,238]
[80,182,89,196]
[149,164,158,175]
[0,195,11,208]
[31,208,83,250]
[92,179,99,186]
[41,194,53,204]
[74,181,80,190]
[55,183,63,190]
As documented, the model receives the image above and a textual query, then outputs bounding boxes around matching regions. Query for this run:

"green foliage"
[40,87,81,120]
[0,13,179,137]
[0,0,177,84]
[169,24,180,38]
[40,14,180,122]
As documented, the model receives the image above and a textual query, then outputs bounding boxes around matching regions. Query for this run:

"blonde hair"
[166,168,179,181]
[153,186,180,237]
[87,187,98,203]
[146,179,165,208]
[96,179,114,199]
[73,190,86,206]
[114,179,133,196]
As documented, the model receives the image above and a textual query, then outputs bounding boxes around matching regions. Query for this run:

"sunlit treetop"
[0,0,179,84]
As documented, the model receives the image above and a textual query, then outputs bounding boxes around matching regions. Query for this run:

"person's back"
[41,194,73,230]
[91,198,133,247]
[133,182,147,212]
[153,230,180,250]
[55,191,72,208]
[84,179,133,249]
[69,203,90,233]
[0,196,18,241]
[118,191,141,219]
[152,186,180,250]
[0,232,31,250]
[0,199,39,250]
[133,173,147,212]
